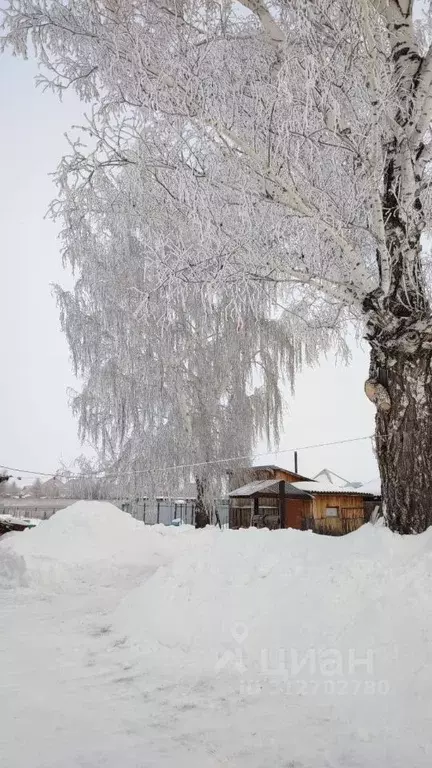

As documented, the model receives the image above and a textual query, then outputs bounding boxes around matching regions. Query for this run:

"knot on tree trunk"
[365,379,391,412]
[364,303,432,359]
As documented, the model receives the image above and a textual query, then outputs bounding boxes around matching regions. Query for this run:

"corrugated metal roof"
[229,479,279,497]
[229,480,312,498]
[291,481,377,496]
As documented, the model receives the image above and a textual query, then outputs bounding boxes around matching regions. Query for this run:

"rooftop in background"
[252,465,310,478]
[356,478,381,496]
[229,478,379,498]
[229,465,312,481]
[312,468,361,488]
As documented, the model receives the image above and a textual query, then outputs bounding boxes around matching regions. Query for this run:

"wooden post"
[279,480,286,528]
[215,507,222,529]
[294,451,298,474]
[157,499,160,524]
[253,496,259,524]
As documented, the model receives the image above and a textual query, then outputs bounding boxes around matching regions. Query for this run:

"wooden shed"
[229,477,379,535]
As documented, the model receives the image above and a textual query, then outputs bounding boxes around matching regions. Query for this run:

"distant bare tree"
[31,478,43,498]
[0,473,12,496]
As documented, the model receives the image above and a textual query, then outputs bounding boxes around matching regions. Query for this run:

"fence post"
[279,481,286,529]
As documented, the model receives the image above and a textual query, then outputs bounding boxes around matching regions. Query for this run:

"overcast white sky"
[0,55,87,478]
[0,53,378,485]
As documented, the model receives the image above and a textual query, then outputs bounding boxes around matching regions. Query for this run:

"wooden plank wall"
[312,494,365,534]
[274,470,302,482]
[284,498,312,529]
[312,494,364,518]
[230,507,253,529]
[230,493,368,534]
[230,496,278,529]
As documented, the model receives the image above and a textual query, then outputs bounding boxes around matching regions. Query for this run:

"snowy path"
[0,585,357,768]
[1,503,432,767]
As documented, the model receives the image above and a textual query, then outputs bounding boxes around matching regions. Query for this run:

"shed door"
[284,499,304,529]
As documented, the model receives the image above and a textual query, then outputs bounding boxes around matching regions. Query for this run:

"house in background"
[228,464,311,491]
[312,468,362,489]
[357,477,381,495]
[229,465,380,535]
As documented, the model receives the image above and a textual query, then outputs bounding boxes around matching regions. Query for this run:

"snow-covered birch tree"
[4,0,432,531]
[67,281,295,520]
[53,155,328,518]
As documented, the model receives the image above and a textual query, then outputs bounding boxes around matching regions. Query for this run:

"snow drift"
[8,500,147,561]
[2,502,432,767]
[101,522,432,766]
[112,523,432,678]
[0,501,191,588]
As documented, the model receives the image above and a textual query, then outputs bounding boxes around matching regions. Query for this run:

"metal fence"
[0,499,85,520]
[124,498,229,527]
[0,497,230,527]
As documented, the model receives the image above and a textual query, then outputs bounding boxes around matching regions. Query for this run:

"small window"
[325,507,339,518]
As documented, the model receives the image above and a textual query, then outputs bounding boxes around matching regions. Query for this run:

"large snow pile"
[2,503,432,767]
[1,501,191,588]
[112,523,432,676]
[105,524,432,765]
[9,501,146,560]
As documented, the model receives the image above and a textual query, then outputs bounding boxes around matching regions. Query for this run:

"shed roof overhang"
[229,479,313,499]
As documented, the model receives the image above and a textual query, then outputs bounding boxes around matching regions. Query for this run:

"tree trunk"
[363,14,432,533]
[194,477,211,529]
[371,345,432,533]
[366,308,432,533]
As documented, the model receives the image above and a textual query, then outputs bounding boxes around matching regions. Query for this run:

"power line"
[0,434,373,481]
[112,434,373,479]
[0,466,57,479]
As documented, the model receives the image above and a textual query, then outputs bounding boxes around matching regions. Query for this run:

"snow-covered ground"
[1,501,431,767]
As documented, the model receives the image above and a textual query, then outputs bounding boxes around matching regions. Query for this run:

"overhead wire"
[0,434,374,481]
